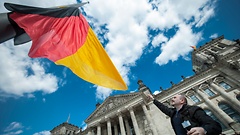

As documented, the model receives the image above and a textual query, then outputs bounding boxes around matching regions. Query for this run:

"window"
[219,103,240,123]
[186,91,201,104]
[190,95,200,103]
[218,44,225,49]
[204,109,227,130]
[237,95,240,101]
[210,48,218,52]
[219,81,231,90]
[204,88,215,97]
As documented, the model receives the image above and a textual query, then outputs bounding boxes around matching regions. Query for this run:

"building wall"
[149,36,240,135]
[81,36,240,135]
[148,104,175,135]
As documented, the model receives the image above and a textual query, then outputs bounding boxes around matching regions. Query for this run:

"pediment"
[86,92,141,122]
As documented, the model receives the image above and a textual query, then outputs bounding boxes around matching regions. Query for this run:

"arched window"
[204,109,227,130]
[189,95,200,103]
[219,81,231,90]
[204,88,215,97]
[186,91,201,104]
[219,102,240,123]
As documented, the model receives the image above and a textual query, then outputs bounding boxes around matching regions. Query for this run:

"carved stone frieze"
[86,92,141,122]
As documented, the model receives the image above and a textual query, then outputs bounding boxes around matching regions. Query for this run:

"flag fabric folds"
[0,12,31,45]
[4,3,128,90]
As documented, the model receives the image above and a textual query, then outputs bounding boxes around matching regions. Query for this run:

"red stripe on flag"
[10,13,89,62]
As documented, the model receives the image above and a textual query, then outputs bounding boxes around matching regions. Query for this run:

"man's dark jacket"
[153,99,222,135]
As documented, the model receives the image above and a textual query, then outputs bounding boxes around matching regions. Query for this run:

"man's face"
[171,94,184,106]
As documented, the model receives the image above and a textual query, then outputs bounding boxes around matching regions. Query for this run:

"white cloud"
[195,1,216,27]
[0,42,59,98]
[3,122,23,135]
[144,0,181,30]
[27,93,35,98]
[153,90,161,95]
[155,24,202,65]
[1,130,23,135]
[152,34,168,48]
[33,130,51,135]
[130,89,138,93]
[95,86,112,100]
[210,33,218,39]
[4,122,23,132]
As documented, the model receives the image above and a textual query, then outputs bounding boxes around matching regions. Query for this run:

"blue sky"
[0,0,239,134]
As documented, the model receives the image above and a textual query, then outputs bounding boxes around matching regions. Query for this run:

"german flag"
[3,3,128,90]
[0,12,30,45]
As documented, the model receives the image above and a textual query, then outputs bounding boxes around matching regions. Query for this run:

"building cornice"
[85,92,143,123]
[155,68,220,101]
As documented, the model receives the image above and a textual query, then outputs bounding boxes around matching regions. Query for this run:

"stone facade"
[51,36,240,135]
[81,36,240,135]
[82,80,156,135]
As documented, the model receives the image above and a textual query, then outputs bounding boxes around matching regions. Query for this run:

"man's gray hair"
[179,94,188,104]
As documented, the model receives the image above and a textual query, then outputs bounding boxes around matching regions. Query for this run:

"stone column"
[124,118,131,135]
[209,82,240,112]
[141,104,158,135]
[107,119,112,135]
[114,123,118,135]
[97,124,101,135]
[129,107,141,135]
[209,82,240,133]
[195,87,233,124]
[118,113,126,135]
